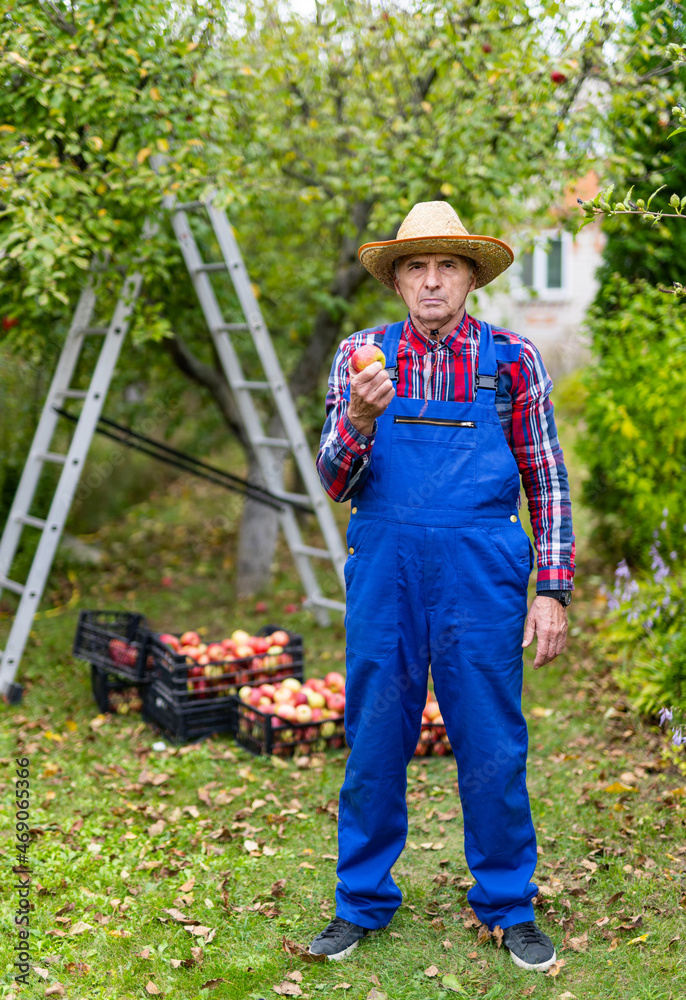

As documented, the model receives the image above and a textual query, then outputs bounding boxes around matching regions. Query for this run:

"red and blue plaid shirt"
[316,312,575,591]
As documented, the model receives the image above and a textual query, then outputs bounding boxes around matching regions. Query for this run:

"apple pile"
[415,692,452,757]
[156,628,294,696]
[108,638,139,670]
[107,687,144,715]
[236,673,346,755]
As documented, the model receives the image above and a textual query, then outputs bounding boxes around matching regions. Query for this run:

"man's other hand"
[522,595,568,669]
[347,360,395,436]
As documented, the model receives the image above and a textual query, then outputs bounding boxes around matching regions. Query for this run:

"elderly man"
[312,202,574,971]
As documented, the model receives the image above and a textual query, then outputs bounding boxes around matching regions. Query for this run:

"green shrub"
[596,547,686,717]
[578,275,686,567]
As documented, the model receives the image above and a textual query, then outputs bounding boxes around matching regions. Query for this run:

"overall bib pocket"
[390,423,477,513]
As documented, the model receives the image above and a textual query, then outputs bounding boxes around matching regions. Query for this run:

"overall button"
[349,547,354,554]
[352,507,357,514]
[510,515,517,522]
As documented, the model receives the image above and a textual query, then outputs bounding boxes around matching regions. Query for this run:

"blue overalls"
[336,320,538,932]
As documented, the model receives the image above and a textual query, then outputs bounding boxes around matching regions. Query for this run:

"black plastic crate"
[414,722,453,758]
[143,681,236,744]
[91,663,145,715]
[232,699,347,757]
[142,625,303,744]
[147,625,304,706]
[73,610,150,682]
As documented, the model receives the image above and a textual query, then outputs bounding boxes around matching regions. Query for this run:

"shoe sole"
[308,940,360,961]
[507,947,557,973]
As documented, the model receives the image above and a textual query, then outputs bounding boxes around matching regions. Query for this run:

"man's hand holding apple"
[347,360,395,436]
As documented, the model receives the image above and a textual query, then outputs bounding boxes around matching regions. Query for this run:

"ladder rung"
[15,514,47,530]
[0,576,25,596]
[306,596,346,612]
[293,544,332,559]
[80,326,109,336]
[216,323,249,332]
[253,436,291,449]
[35,452,67,464]
[174,200,205,211]
[194,262,227,273]
[56,389,88,399]
[233,380,270,390]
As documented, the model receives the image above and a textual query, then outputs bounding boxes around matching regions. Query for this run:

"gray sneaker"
[502,921,556,972]
[309,917,369,960]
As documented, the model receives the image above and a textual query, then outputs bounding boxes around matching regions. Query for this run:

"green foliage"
[578,275,686,567]
[595,551,686,716]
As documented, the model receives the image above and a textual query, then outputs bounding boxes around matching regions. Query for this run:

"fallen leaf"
[282,936,326,963]
[164,908,193,924]
[370,975,381,986]
[45,987,65,997]
[546,959,565,977]
[271,879,287,898]
[522,987,537,997]
[333,985,351,991]
[580,859,597,873]
[299,862,316,870]
[286,971,303,982]
[558,993,577,999]
[137,948,152,959]
[566,931,588,952]
[201,980,227,990]
[442,939,453,950]
[604,782,637,794]
[596,917,610,927]
[145,983,161,995]
[191,946,204,964]
[273,982,302,996]
[628,934,648,945]
[492,925,504,949]
[366,991,387,1000]
[424,965,439,977]
[531,706,553,718]
[609,938,619,951]
[148,820,166,836]
[477,924,492,945]
[263,845,277,856]
[244,839,259,852]
[178,878,195,892]
[69,921,93,935]
[441,974,461,993]
[33,967,49,980]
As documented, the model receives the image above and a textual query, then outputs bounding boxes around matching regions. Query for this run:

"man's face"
[393,253,477,333]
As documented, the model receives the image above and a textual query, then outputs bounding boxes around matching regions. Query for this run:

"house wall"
[478,224,606,381]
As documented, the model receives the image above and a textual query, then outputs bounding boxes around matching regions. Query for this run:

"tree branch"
[37,0,77,35]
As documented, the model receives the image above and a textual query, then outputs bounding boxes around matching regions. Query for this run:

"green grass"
[1,421,686,1000]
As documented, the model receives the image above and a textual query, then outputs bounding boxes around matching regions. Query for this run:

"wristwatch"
[538,590,572,608]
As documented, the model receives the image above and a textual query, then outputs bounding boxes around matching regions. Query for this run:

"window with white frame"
[515,231,571,300]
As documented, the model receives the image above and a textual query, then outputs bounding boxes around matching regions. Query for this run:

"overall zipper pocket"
[393,416,476,428]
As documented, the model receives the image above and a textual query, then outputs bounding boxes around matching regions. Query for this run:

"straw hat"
[358,201,514,290]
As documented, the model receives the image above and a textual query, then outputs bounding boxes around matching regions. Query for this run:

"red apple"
[181,630,201,646]
[325,671,345,693]
[249,636,270,654]
[248,688,263,707]
[311,708,322,722]
[350,344,386,374]
[206,642,225,661]
[550,70,567,84]
[273,687,294,705]
[159,633,180,652]
[276,703,297,721]
[221,638,236,653]
[197,653,210,666]
[235,644,254,659]
[294,691,309,706]
[238,685,253,703]
[328,693,345,714]
[231,629,251,645]
[270,629,290,646]
[482,42,492,53]
[425,700,441,721]
[260,683,276,700]
[2,317,18,331]
[281,677,301,693]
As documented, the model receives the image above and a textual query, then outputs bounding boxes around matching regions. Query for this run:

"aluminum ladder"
[0,269,144,701]
[166,194,346,620]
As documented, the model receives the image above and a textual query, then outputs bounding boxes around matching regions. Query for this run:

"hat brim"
[358,235,514,290]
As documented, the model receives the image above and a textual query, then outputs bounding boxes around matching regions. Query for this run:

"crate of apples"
[414,692,452,757]
[149,625,303,701]
[233,673,347,757]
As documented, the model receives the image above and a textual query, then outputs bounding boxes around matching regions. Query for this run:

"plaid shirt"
[316,312,575,592]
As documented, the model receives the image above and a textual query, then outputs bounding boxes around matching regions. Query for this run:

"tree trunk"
[235,449,281,599]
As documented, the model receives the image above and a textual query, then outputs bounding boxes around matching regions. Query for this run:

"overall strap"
[381,320,405,378]
[475,320,498,398]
